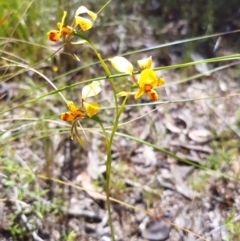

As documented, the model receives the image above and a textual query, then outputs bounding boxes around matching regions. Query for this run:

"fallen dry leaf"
[78,171,105,200]
[188,129,212,143]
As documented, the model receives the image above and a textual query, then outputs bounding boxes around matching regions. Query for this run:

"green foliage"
[66,231,77,241]
[207,149,234,170]
[1,157,64,239]
[223,209,240,241]
[235,108,240,126]
[191,172,209,192]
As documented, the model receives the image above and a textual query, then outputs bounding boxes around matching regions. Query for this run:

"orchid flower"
[109,56,165,101]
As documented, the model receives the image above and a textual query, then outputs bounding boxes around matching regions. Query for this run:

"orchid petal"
[47,30,62,41]
[75,6,97,20]
[134,89,145,99]
[146,89,158,101]
[75,16,93,31]
[66,100,78,112]
[138,69,158,87]
[82,81,101,100]
[61,112,76,121]
[137,56,152,69]
[83,102,99,117]
[109,56,134,75]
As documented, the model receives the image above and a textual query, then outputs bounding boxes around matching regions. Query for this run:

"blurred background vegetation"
[1,0,240,63]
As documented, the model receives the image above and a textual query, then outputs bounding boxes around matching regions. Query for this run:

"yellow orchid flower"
[47,2,111,41]
[82,81,101,118]
[47,2,111,44]
[47,11,73,42]
[61,81,101,122]
[134,68,165,101]
[109,56,165,101]
[74,6,97,31]
[60,100,85,145]
[61,100,85,122]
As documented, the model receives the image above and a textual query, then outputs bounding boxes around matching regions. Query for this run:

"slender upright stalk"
[88,41,118,113]
[73,30,127,241]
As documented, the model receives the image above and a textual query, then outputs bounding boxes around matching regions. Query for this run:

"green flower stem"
[89,115,115,240]
[106,96,128,191]
[91,69,128,241]
[87,40,118,113]
[73,31,128,241]
[87,40,119,241]
[73,31,122,241]
[100,96,128,241]
[72,31,118,110]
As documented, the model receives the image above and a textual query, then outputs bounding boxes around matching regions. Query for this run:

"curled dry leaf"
[188,129,212,143]
[139,216,171,241]
[164,109,193,134]
[164,115,182,133]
